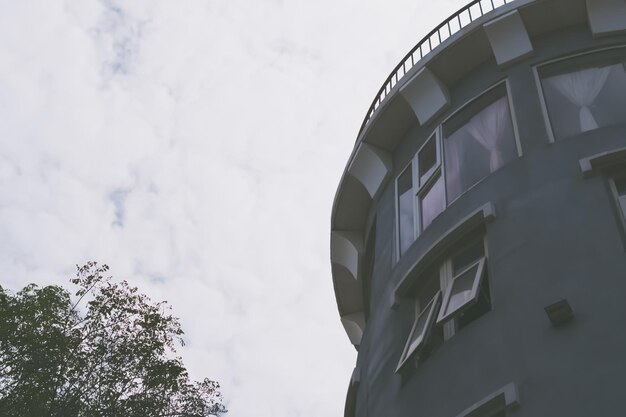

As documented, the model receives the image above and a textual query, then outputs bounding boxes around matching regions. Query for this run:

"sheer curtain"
[548,66,611,132]
[466,97,510,172]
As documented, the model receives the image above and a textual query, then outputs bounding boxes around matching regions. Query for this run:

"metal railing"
[357,0,516,139]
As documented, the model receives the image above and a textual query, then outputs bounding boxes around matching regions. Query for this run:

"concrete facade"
[331,1,626,416]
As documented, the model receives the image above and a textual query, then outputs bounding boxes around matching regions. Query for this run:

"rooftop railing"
[357,0,516,139]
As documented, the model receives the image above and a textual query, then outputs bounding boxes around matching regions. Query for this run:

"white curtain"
[466,97,510,172]
[548,66,611,132]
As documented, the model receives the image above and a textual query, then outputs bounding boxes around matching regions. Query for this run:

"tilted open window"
[416,134,445,233]
[437,257,487,325]
[395,291,441,372]
[396,237,491,372]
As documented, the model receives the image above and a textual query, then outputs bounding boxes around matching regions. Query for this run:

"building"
[329,0,626,416]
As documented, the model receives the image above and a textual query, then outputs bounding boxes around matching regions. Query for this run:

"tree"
[0,262,226,417]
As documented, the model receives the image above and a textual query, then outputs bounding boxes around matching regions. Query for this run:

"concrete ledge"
[341,312,366,346]
[400,67,450,126]
[347,143,392,199]
[579,146,626,177]
[392,202,496,308]
[484,10,534,66]
[331,231,364,280]
[586,0,626,37]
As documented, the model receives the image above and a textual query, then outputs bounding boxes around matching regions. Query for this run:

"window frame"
[415,131,446,235]
[396,160,417,259]
[441,80,521,206]
[396,235,491,372]
[395,291,441,373]
[533,44,626,143]
[437,257,487,325]
[395,80,519,260]
[415,131,441,191]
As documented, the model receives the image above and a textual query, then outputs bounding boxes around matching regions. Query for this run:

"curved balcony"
[356,0,516,142]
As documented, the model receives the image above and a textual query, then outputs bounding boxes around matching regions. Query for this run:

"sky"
[0,0,469,415]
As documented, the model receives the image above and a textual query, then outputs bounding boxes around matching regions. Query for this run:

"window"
[443,86,518,202]
[438,257,486,325]
[397,163,415,256]
[395,269,443,372]
[538,48,626,140]
[396,237,491,372]
[396,83,518,259]
[416,134,445,232]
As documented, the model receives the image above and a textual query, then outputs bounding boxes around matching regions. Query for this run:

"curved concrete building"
[330,0,626,416]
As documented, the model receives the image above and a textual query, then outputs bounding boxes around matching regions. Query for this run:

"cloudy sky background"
[0,0,469,415]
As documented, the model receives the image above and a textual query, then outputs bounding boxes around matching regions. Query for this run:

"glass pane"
[445,264,479,317]
[444,96,517,202]
[398,166,414,255]
[420,175,445,231]
[407,295,438,353]
[542,62,626,140]
[418,137,437,186]
[452,240,484,275]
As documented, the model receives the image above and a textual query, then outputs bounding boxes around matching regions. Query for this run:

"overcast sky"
[0,1,469,415]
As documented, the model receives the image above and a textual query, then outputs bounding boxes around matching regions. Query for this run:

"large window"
[443,87,518,202]
[538,48,626,140]
[397,237,491,372]
[396,83,518,258]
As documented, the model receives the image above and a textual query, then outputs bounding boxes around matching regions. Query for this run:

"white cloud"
[0,0,470,415]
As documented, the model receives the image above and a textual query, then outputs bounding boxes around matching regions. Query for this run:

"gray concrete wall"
[353,22,626,417]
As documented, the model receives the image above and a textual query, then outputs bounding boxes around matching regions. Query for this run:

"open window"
[396,82,519,261]
[395,291,441,372]
[437,258,487,325]
[416,133,445,233]
[396,134,445,259]
[439,238,492,329]
[397,236,491,372]
[537,47,626,140]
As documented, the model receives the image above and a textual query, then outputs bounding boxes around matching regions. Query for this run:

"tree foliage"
[0,262,226,417]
